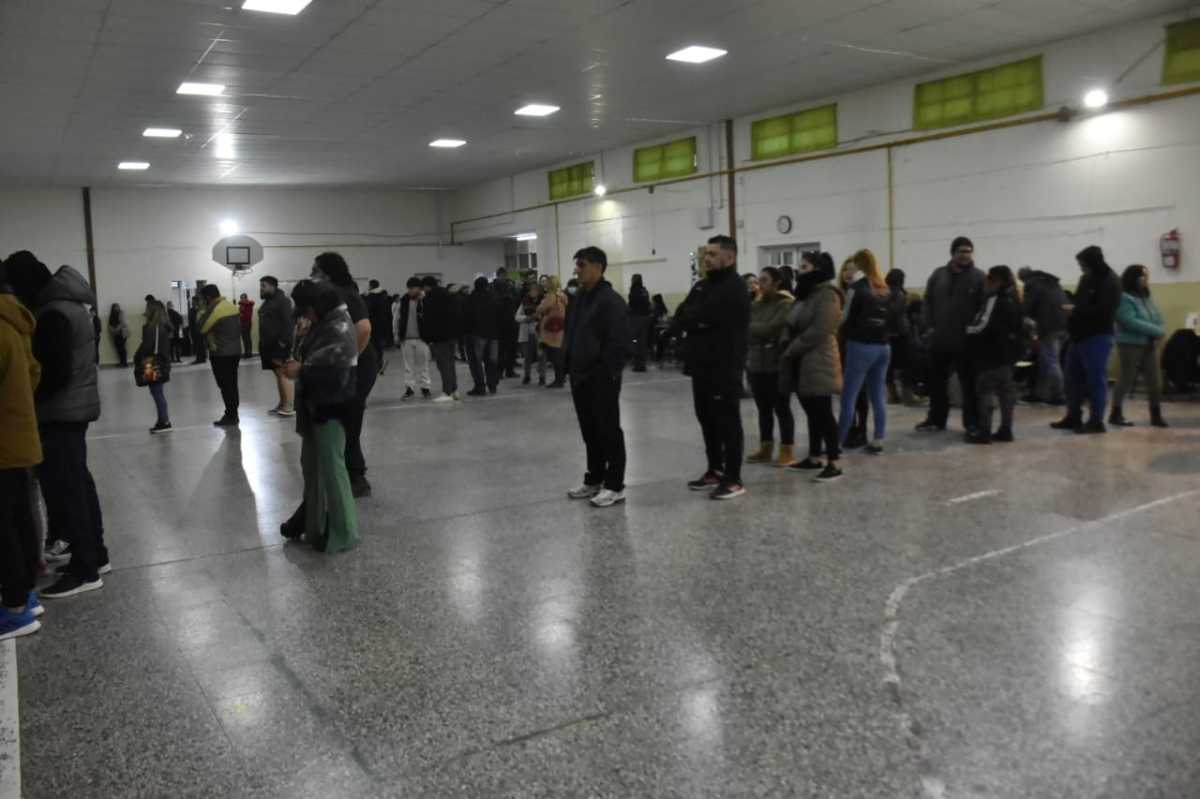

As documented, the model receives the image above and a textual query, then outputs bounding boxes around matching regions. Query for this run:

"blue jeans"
[1066,334,1114,423]
[148,381,169,424]
[839,341,890,443]
[465,336,499,391]
[1036,331,1066,402]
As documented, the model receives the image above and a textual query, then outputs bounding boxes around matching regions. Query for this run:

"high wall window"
[1163,18,1200,85]
[548,161,595,201]
[913,56,1044,130]
[750,104,837,161]
[633,137,697,182]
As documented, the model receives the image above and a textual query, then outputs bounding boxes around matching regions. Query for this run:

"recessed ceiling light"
[143,128,182,138]
[515,104,560,117]
[118,161,150,170]
[429,139,467,148]
[514,233,538,241]
[593,184,607,197]
[242,0,312,13]
[1083,88,1109,109]
[177,82,225,96]
[666,45,727,64]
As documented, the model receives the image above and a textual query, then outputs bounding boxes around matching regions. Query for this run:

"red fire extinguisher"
[1160,229,1181,270]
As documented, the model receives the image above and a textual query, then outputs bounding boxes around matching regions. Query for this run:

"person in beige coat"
[781,252,845,482]
[746,267,797,467]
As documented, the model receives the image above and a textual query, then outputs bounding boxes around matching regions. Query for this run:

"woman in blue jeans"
[838,249,891,453]
[1052,245,1121,434]
[135,300,174,434]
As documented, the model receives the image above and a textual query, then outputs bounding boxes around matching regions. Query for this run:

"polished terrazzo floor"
[10,356,1200,798]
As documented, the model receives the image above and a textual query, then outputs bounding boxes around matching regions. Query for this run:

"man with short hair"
[199,284,242,426]
[675,234,751,500]
[421,275,460,402]
[258,276,296,416]
[4,251,110,599]
[237,292,255,358]
[564,247,630,508]
[397,277,432,399]
[917,236,987,433]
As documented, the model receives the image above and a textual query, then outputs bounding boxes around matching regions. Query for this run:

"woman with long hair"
[1110,264,1167,427]
[135,300,174,433]
[519,281,544,385]
[965,266,1025,444]
[838,249,890,453]
[628,273,652,372]
[536,275,568,387]
[782,251,844,482]
[746,267,796,466]
[107,302,129,366]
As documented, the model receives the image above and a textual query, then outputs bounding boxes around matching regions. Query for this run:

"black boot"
[1108,406,1133,427]
[1050,415,1082,430]
[280,503,305,540]
[1150,404,1169,428]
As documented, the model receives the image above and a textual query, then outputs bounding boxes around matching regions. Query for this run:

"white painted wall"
[448,9,1200,311]
[0,189,87,274]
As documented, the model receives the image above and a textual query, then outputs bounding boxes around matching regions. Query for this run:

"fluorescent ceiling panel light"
[429,139,467,148]
[1083,88,1109,109]
[515,103,560,117]
[118,161,150,170]
[143,128,182,138]
[242,0,313,13]
[593,184,607,197]
[514,233,538,241]
[177,82,225,96]
[666,45,727,64]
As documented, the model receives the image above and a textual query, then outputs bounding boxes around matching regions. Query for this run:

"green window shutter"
[914,56,1043,130]
[1164,19,1200,85]
[548,161,595,201]
[750,104,837,161]
[633,136,697,182]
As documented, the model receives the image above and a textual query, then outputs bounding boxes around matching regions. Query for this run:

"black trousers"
[748,371,794,444]
[927,350,979,430]
[113,334,128,366]
[799,395,840,461]
[692,377,744,483]
[0,469,40,608]
[170,336,184,362]
[241,326,253,357]
[571,374,626,492]
[37,423,107,581]
[345,360,377,480]
[887,335,911,389]
[499,325,519,375]
[192,331,207,362]
[210,355,241,417]
[630,315,652,370]
[430,340,458,396]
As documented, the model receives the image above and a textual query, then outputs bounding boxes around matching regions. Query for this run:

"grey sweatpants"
[976,365,1016,434]
[1112,343,1161,410]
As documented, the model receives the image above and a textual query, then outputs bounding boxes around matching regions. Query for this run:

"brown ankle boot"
[746,441,773,463]
[773,444,796,467]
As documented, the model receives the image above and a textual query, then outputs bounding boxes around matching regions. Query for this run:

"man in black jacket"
[917,236,986,433]
[421,276,460,402]
[1052,245,1121,434]
[675,234,751,500]
[396,277,431,399]
[564,247,630,508]
[493,267,520,378]
[363,279,394,353]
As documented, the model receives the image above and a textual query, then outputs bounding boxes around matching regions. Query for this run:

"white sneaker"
[590,489,626,508]
[567,483,602,500]
[432,394,455,404]
[276,404,295,417]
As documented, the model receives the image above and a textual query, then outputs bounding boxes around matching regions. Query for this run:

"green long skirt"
[301,420,360,553]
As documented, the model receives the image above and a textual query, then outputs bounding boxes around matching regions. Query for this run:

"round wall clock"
[776,215,793,234]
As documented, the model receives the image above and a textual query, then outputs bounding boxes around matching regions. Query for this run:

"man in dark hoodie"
[363,279,394,353]
[420,275,460,402]
[1052,245,1121,434]
[564,247,631,508]
[4,251,110,599]
[1018,266,1068,404]
[675,234,752,500]
[917,236,986,433]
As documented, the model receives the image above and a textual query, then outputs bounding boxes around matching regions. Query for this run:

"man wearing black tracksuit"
[674,234,751,500]
[563,247,630,508]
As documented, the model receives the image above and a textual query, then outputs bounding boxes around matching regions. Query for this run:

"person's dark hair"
[368,279,380,289]
[3,251,52,306]
[708,234,737,254]
[1017,266,1033,282]
[291,279,342,318]
[313,251,354,287]
[421,275,439,288]
[742,273,757,282]
[760,266,787,292]
[108,303,121,327]
[1121,264,1149,297]
[950,236,974,254]
[573,246,607,271]
[885,268,906,290]
[260,275,279,288]
[473,276,490,292]
[239,293,248,300]
[652,294,669,316]
[144,294,156,303]
[406,277,422,289]
[200,284,220,301]
[496,267,508,277]
[1075,245,1107,273]
[631,273,643,288]
[987,265,1016,292]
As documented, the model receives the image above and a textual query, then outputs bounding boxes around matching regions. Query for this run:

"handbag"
[134,325,167,387]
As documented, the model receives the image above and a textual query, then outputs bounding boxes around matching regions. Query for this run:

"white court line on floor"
[0,639,19,799]
[945,489,1001,505]
[880,488,1200,799]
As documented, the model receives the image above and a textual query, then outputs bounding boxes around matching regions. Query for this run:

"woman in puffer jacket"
[1110,264,1167,428]
[745,267,796,467]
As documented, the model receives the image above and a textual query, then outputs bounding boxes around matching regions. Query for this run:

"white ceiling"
[0,0,1189,188]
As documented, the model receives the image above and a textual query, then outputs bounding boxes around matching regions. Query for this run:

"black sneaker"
[41,573,104,599]
[844,432,867,450]
[993,428,1014,442]
[1050,416,1082,430]
[813,464,843,483]
[965,430,992,445]
[1108,414,1134,427]
[789,458,825,471]
[915,421,945,432]
[466,387,487,397]
[213,415,239,427]
[403,387,415,399]
[711,482,746,500]
[350,476,372,498]
[150,422,173,434]
[1075,419,1106,435]
[421,388,432,399]
[1019,395,1041,404]
[687,471,723,491]
[522,375,531,385]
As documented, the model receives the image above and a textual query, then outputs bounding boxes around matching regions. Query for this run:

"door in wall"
[759,242,820,269]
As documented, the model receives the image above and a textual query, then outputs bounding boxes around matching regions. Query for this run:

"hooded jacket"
[0,292,43,467]
[747,292,794,373]
[199,295,242,356]
[674,265,751,384]
[966,286,1025,369]
[1068,248,1121,342]
[783,267,844,398]
[563,279,630,383]
[396,293,426,341]
[923,261,986,353]
[31,265,101,424]
[297,303,358,429]
[364,286,393,339]
[1021,270,1067,337]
